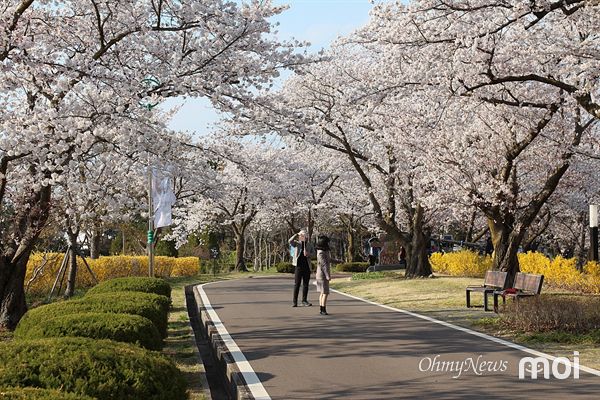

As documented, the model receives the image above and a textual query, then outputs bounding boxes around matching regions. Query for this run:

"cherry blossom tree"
[170,138,287,271]
[368,0,600,119]
[235,42,443,277]
[257,144,342,238]
[0,0,304,329]
[355,0,600,283]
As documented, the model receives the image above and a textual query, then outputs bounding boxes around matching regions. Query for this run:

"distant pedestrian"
[316,235,332,315]
[368,236,383,266]
[289,230,313,307]
[485,237,493,256]
[398,246,407,266]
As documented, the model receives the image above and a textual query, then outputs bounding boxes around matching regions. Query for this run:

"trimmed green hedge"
[0,338,186,400]
[80,292,169,338]
[0,387,95,399]
[17,292,169,338]
[275,262,294,273]
[275,261,317,273]
[335,262,369,272]
[86,277,171,300]
[14,312,162,351]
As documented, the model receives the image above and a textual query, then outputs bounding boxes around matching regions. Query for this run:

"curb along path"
[192,277,600,399]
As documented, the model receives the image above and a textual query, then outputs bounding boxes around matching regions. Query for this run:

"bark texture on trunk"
[488,218,520,288]
[235,231,248,272]
[0,256,29,330]
[347,228,357,263]
[0,184,51,330]
[89,228,101,259]
[405,204,432,278]
[578,212,587,270]
[64,230,79,298]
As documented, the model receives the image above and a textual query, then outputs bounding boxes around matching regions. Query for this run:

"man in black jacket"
[289,230,314,307]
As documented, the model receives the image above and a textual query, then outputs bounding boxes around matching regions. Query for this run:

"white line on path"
[197,282,271,400]
[331,288,600,377]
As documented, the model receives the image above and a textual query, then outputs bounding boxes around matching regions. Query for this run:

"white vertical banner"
[152,167,176,229]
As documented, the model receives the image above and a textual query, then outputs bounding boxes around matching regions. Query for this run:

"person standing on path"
[368,236,383,267]
[316,235,332,315]
[398,246,407,267]
[289,230,313,307]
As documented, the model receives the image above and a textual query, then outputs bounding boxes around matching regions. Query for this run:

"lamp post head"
[139,76,161,110]
[590,204,598,228]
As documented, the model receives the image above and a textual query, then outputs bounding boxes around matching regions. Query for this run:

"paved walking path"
[200,276,600,399]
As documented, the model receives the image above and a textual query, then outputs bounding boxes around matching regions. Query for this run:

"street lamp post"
[139,77,161,278]
[590,204,598,262]
[147,166,155,277]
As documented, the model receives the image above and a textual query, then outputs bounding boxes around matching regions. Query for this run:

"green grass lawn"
[331,274,600,371]
[164,275,221,400]
[332,274,484,311]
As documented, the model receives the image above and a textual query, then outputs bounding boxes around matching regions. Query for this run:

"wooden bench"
[465,270,508,312]
[493,272,544,313]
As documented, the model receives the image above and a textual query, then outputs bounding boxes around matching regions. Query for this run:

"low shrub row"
[0,387,96,399]
[274,261,369,273]
[429,250,492,277]
[86,276,172,300]
[518,253,600,293]
[335,262,369,273]
[275,262,294,273]
[17,291,169,339]
[274,262,317,273]
[5,277,186,399]
[429,250,600,293]
[500,294,600,334]
[14,312,162,351]
[25,254,198,296]
[0,338,186,400]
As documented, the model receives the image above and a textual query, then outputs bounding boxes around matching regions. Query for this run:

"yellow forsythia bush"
[428,253,445,273]
[516,251,550,275]
[25,253,200,296]
[519,254,585,292]
[429,250,491,277]
[582,261,600,294]
[429,249,600,293]
[172,257,200,276]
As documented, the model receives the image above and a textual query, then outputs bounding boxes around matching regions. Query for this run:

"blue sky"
[164,0,375,136]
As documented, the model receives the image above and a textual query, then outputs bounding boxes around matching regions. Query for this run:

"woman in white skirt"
[315,235,332,315]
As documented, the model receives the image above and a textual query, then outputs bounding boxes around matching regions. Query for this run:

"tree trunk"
[0,256,29,330]
[265,240,269,271]
[405,204,433,277]
[307,208,314,239]
[89,228,101,259]
[253,234,259,272]
[347,228,356,263]
[0,183,52,330]
[64,230,79,298]
[488,218,520,288]
[465,211,477,242]
[578,212,587,270]
[235,231,247,272]
[258,231,263,271]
